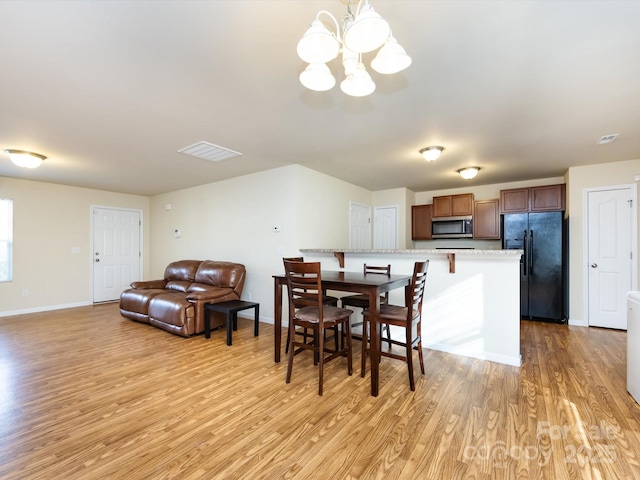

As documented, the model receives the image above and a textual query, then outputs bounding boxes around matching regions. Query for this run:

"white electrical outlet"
[22,289,28,297]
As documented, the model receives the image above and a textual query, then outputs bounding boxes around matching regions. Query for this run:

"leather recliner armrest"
[186,288,234,303]
[130,280,167,289]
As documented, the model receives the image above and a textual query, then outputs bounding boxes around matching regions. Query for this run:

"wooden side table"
[204,300,259,346]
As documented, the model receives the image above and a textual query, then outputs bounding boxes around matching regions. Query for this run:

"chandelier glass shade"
[296,17,341,64]
[343,4,390,53]
[4,149,46,169]
[299,63,336,91]
[296,1,411,97]
[341,61,376,96]
[370,36,412,74]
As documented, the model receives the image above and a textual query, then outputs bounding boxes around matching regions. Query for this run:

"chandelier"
[296,0,411,97]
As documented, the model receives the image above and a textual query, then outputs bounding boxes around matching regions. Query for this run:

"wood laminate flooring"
[1,303,639,479]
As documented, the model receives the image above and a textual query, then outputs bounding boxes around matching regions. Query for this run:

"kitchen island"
[300,248,523,367]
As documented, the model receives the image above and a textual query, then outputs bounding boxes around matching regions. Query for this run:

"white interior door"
[587,187,635,329]
[92,207,142,303]
[374,206,398,249]
[349,202,371,249]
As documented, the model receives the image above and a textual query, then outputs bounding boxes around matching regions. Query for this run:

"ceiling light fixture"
[4,149,47,169]
[419,146,444,162]
[458,167,481,180]
[297,0,411,97]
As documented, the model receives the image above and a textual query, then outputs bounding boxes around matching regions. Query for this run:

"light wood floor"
[1,303,639,479]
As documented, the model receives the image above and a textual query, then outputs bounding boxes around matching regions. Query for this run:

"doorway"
[349,202,371,249]
[374,206,398,249]
[92,206,142,303]
[586,185,637,329]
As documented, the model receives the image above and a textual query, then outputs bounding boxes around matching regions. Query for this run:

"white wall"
[565,159,640,323]
[0,176,150,316]
[149,165,371,324]
[6,158,639,330]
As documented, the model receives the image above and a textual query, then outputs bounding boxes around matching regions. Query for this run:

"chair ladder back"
[363,264,391,276]
[283,260,323,311]
[409,261,429,312]
[365,264,392,303]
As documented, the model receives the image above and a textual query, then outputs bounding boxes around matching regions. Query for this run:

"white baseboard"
[0,301,92,318]
[568,318,588,327]
[424,342,522,367]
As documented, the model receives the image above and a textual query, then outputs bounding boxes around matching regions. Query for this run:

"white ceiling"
[0,1,639,196]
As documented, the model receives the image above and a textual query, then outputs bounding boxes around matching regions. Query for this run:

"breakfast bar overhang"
[300,248,524,367]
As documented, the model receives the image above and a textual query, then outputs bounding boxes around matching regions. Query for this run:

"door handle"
[591,263,598,268]
[529,230,534,273]
[522,230,527,276]
[95,259,100,263]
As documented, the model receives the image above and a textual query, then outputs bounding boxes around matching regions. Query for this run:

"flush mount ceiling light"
[297,0,411,97]
[458,167,481,180]
[4,149,47,169]
[419,146,444,162]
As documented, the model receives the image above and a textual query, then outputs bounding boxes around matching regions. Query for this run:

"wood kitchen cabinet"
[500,188,529,213]
[531,184,565,211]
[411,204,432,240]
[500,184,565,213]
[432,193,474,217]
[473,199,500,239]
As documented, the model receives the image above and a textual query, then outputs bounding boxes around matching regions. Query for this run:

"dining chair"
[361,260,429,391]
[283,257,340,306]
[283,259,353,395]
[341,264,392,345]
[283,257,340,356]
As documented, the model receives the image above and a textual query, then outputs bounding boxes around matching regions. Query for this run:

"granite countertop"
[300,248,523,255]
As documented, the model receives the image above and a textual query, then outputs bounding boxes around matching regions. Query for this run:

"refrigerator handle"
[529,229,534,273]
[523,230,527,276]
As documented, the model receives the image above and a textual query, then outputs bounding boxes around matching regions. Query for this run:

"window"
[0,198,13,282]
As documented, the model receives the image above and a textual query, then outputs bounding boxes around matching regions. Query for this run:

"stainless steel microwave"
[432,216,473,238]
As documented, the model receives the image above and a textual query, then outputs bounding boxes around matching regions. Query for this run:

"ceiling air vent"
[178,141,242,162]
[596,134,619,145]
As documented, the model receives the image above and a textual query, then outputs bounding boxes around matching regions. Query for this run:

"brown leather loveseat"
[119,260,246,337]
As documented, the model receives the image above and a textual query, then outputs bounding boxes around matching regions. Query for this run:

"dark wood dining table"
[273,270,412,397]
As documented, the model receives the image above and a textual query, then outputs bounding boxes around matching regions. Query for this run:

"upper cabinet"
[530,184,566,211]
[433,193,474,217]
[500,184,565,214]
[473,199,500,239]
[499,188,529,213]
[411,204,432,240]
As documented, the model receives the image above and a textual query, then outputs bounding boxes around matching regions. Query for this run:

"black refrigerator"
[502,211,567,322]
